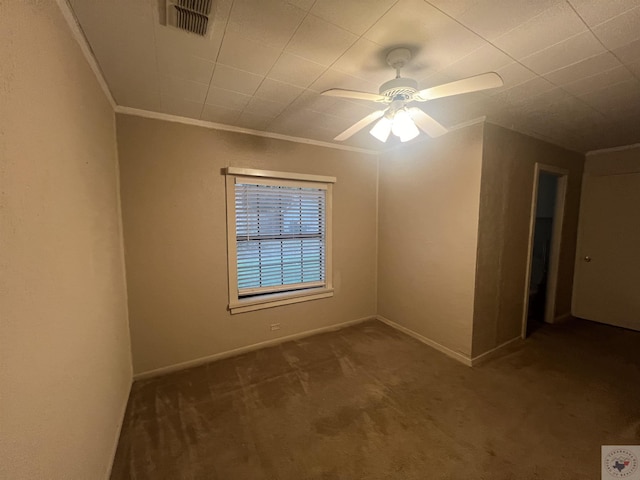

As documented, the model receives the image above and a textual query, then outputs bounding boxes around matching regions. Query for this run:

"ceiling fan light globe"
[392,110,420,142]
[369,117,392,142]
[399,127,420,142]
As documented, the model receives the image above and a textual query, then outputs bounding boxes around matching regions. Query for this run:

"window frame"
[225,167,335,314]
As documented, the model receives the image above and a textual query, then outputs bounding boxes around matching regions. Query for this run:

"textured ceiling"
[69,0,640,152]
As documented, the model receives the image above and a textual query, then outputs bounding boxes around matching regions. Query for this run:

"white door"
[572,173,640,330]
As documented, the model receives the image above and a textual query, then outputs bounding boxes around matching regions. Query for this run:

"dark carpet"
[111,318,640,479]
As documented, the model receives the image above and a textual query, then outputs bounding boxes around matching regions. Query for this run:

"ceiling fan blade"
[415,72,503,101]
[408,107,448,138]
[334,110,386,141]
[322,89,388,103]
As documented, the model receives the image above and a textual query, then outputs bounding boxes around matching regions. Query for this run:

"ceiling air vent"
[166,0,213,36]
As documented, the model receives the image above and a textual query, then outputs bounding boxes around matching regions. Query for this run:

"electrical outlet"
[270,323,281,331]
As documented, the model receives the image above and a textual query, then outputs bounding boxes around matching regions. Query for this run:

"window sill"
[229,287,334,314]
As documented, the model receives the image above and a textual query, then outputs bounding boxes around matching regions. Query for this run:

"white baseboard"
[470,336,522,366]
[106,378,132,479]
[376,315,473,366]
[133,316,375,380]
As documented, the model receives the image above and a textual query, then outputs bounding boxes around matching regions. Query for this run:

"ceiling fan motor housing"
[379,77,418,99]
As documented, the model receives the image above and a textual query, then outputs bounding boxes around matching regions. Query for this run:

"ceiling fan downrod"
[379,48,419,97]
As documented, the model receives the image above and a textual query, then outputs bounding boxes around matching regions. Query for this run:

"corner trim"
[586,142,640,156]
[106,380,131,479]
[470,336,522,366]
[376,315,473,366]
[54,0,116,109]
[115,106,379,155]
[133,316,375,380]
[554,312,572,323]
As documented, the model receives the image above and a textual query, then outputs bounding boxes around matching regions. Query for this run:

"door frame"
[521,163,569,339]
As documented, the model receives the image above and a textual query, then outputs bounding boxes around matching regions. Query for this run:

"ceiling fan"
[321,48,504,143]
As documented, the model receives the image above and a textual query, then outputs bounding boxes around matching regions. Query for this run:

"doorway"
[522,164,568,338]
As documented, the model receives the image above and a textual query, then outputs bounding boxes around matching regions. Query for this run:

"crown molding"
[114,106,380,155]
[586,142,640,156]
[55,0,116,109]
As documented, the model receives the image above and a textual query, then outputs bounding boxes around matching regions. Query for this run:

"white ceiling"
[68,0,640,152]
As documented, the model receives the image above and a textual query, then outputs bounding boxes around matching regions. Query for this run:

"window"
[225,167,335,314]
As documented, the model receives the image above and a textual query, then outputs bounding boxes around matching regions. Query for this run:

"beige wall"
[116,115,378,375]
[585,146,640,175]
[0,2,131,479]
[377,124,485,358]
[472,123,584,356]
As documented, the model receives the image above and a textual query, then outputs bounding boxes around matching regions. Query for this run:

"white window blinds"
[234,178,326,297]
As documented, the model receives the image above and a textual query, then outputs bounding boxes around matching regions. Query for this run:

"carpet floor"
[111,318,640,479]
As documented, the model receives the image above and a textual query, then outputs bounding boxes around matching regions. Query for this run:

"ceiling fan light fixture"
[370,116,392,142]
[323,48,503,143]
[392,109,420,142]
